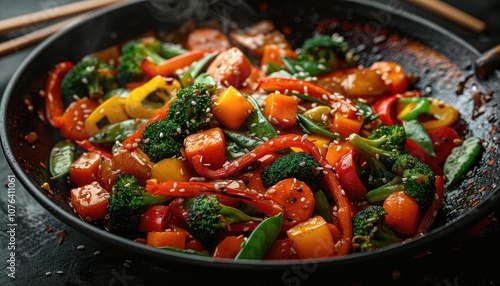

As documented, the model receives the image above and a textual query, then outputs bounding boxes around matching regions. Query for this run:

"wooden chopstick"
[0,0,126,57]
[0,0,124,34]
[0,15,86,57]
[409,0,486,33]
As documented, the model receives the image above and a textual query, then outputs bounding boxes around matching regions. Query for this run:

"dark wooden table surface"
[1,0,499,285]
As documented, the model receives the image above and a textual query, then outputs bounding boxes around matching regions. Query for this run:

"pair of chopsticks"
[0,0,125,57]
[409,0,486,34]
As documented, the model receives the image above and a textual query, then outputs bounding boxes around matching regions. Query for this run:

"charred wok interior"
[1,0,499,268]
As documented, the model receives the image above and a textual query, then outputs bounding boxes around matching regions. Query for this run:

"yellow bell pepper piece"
[85,96,129,136]
[287,215,336,259]
[421,98,459,130]
[291,133,332,155]
[151,158,196,181]
[212,86,254,130]
[125,75,181,119]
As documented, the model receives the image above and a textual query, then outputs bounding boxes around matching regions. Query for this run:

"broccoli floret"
[347,125,407,188]
[61,57,117,105]
[139,83,218,162]
[297,34,355,70]
[398,156,436,209]
[368,124,407,153]
[366,154,436,210]
[261,152,323,189]
[116,37,167,84]
[187,194,262,250]
[352,205,402,252]
[165,83,218,134]
[107,174,170,233]
[139,119,184,162]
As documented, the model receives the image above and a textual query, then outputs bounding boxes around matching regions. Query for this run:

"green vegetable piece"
[160,43,188,59]
[282,56,332,77]
[398,97,430,121]
[296,113,343,140]
[189,51,219,79]
[313,190,332,223]
[158,246,210,257]
[223,129,264,151]
[352,99,380,124]
[403,119,436,158]
[288,92,329,106]
[49,140,76,179]
[193,73,216,85]
[245,95,279,141]
[89,118,148,144]
[444,137,482,185]
[235,213,283,260]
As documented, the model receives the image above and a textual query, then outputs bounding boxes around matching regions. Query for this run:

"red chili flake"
[55,230,68,245]
[24,131,38,144]
[488,159,495,166]
[44,225,53,233]
[479,186,487,192]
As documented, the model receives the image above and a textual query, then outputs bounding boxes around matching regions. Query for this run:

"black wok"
[1,0,499,271]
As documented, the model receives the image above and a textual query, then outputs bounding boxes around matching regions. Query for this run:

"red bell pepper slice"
[145,180,283,218]
[189,134,353,256]
[372,91,421,126]
[411,175,444,238]
[137,205,169,232]
[45,61,74,128]
[405,138,443,176]
[141,49,215,78]
[75,139,112,159]
[427,127,461,165]
[257,77,359,119]
[335,149,369,202]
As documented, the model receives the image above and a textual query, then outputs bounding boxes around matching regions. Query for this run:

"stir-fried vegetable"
[41,19,483,260]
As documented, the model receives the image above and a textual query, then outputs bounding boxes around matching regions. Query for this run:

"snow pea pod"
[180,51,219,87]
[49,140,76,179]
[235,213,283,260]
[89,118,148,144]
[223,129,264,151]
[296,113,343,140]
[282,56,332,76]
[313,190,332,223]
[245,95,279,141]
[403,119,436,158]
[443,137,482,185]
[158,246,210,257]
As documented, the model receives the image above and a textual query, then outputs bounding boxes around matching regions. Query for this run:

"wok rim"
[1,0,498,271]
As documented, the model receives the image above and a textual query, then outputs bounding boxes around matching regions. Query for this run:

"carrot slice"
[70,181,109,222]
[184,127,226,170]
[383,191,420,236]
[264,178,315,228]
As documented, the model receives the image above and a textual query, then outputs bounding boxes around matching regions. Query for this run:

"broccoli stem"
[372,223,402,248]
[141,192,172,207]
[348,133,393,159]
[86,72,101,97]
[365,176,404,203]
[145,47,167,65]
